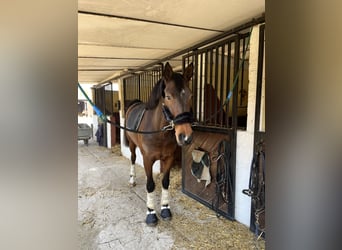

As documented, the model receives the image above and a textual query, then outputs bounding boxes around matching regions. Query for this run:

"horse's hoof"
[146,211,158,226]
[129,176,136,187]
[160,205,172,221]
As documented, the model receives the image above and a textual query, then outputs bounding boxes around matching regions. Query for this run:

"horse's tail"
[123,99,142,147]
[123,118,131,147]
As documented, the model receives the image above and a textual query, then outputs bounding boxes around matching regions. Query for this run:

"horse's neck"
[148,101,168,129]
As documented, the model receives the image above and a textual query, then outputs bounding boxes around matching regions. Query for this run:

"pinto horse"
[125,62,194,226]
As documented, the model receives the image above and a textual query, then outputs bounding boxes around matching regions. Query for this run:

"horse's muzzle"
[178,133,193,145]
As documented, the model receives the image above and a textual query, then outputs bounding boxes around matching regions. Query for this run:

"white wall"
[106,116,111,149]
[234,24,262,226]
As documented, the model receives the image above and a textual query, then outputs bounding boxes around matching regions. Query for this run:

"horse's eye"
[166,96,171,100]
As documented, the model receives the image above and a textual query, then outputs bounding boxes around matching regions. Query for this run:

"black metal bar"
[137,75,140,100]
[139,74,141,100]
[193,52,198,115]
[140,73,144,101]
[182,58,186,76]
[209,50,213,124]
[220,45,225,127]
[188,34,238,58]
[110,82,113,115]
[214,46,219,126]
[144,72,147,101]
[199,52,203,123]
[98,15,265,84]
[254,25,265,133]
[78,10,224,33]
[127,78,130,100]
[131,75,135,100]
[240,37,246,106]
[123,79,126,103]
[209,49,213,84]
[78,69,122,71]
[226,42,231,128]
[204,50,208,125]
[152,70,156,88]
[145,72,147,101]
[191,54,198,92]
[78,56,179,61]
[232,38,240,130]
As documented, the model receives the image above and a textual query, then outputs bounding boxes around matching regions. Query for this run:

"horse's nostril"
[185,134,193,144]
[178,133,185,142]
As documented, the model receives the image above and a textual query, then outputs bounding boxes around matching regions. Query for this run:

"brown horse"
[125,62,194,226]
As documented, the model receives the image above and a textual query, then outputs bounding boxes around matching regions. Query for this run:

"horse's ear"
[183,62,194,82]
[160,80,166,98]
[163,62,173,81]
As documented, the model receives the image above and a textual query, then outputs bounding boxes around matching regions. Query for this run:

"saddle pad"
[126,102,146,131]
[191,149,211,187]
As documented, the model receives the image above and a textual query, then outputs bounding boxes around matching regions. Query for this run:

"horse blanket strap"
[126,102,146,131]
[191,149,211,187]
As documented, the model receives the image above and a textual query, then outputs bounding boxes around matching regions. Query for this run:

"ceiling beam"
[78,56,182,61]
[78,10,224,33]
[78,42,173,50]
[78,69,122,71]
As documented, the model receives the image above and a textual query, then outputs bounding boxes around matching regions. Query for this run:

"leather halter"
[162,103,194,126]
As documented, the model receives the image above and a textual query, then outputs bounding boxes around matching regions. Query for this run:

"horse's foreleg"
[161,171,170,206]
[128,141,137,187]
[160,157,173,220]
[144,158,158,226]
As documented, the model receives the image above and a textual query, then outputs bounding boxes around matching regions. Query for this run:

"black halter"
[162,104,194,126]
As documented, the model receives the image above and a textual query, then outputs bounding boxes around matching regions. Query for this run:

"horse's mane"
[146,79,164,110]
[145,74,185,110]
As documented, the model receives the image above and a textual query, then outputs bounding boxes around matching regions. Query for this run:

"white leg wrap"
[129,164,136,185]
[130,164,136,176]
[161,188,170,206]
[146,191,155,210]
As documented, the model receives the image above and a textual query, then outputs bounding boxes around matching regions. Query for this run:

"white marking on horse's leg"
[146,191,155,210]
[129,164,136,186]
[161,187,170,206]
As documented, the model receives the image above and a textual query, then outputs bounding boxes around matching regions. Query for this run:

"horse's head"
[162,62,194,146]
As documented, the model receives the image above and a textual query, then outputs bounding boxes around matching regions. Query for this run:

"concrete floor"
[78,139,265,250]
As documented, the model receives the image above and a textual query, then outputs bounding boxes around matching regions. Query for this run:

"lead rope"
[223,27,253,105]
[78,83,180,134]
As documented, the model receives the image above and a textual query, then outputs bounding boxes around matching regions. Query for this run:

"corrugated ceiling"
[78,0,265,83]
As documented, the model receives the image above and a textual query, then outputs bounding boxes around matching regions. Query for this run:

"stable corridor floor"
[78,140,265,250]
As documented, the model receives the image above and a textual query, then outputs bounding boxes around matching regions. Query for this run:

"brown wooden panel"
[182,130,231,217]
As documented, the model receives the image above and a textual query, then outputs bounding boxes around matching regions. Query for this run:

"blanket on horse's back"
[126,101,146,131]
